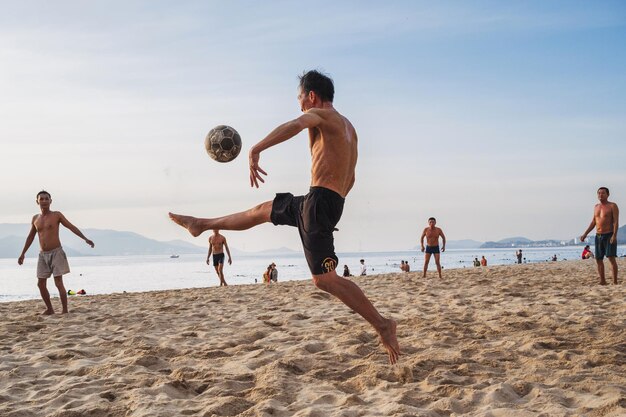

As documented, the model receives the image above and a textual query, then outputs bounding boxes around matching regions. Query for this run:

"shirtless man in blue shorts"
[207,230,232,286]
[169,70,400,364]
[580,187,619,285]
[420,217,446,279]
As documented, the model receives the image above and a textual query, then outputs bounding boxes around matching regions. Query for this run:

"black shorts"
[212,253,225,266]
[271,187,344,275]
[595,233,617,260]
[425,245,440,254]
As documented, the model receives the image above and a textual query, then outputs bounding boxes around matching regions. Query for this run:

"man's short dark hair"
[428,217,436,222]
[36,190,51,199]
[360,259,364,263]
[299,70,334,102]
[598,186,610,195]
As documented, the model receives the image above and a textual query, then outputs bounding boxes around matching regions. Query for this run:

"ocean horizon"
[1,246,624,303]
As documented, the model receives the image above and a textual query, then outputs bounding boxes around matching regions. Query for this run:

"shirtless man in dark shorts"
[169,70,400,364]
[207,229,232,286]
[17,191,95,314]
[420,217,446,279]
[580,187,620,285]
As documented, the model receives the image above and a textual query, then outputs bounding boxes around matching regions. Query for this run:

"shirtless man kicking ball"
[170,70,400,364]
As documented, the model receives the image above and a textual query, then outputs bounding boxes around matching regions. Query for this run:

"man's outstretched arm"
[249,112,323,188]
[60,213,94,247]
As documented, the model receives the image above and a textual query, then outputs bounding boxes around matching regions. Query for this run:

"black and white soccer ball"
[204,125,242,163]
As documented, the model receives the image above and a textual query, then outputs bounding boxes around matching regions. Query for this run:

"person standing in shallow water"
[17,191,95,315]
[169,70,400,364]
[207,229,232,286]
[580,186,619,285]
[420,217,446,279]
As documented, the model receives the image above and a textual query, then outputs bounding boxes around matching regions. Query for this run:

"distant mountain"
[0,224,206,258]
[253,246,298,255]
[496,237,533,244]
[481,226,625,248]
[481,237,565,248]
[446,239,483,249]
[0,223,300,259]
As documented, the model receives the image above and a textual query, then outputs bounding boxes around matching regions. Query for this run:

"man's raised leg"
[169,201,273,237]
[313,271,400,364]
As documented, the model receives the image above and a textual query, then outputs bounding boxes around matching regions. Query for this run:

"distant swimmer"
[420,217,446,279]
[207,229,232,286]
[481,256,487,266]
[169,70,399,364]
[17,191,95,315]
[580,187,619,285]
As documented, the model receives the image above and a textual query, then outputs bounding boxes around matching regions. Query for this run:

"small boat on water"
[170,255,179,258]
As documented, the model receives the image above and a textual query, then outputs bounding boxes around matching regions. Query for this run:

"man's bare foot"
[600,280,608,285]
[378,319,400,365]
[41,309,54,315]
[61,310,69,314]
[168,213,204,237]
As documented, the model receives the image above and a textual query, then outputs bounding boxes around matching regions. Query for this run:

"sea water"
[1,246,623,303]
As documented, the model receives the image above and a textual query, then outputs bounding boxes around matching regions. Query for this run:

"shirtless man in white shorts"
[18,191,94,314]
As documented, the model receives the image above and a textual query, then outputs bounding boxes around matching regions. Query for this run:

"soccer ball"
[205,125,242,163]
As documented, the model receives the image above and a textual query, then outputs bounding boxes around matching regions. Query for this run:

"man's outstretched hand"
[249,149,267,188]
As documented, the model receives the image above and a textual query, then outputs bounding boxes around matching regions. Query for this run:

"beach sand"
[1,259,624,417]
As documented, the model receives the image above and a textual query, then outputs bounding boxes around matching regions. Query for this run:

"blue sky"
[1,1,625,251]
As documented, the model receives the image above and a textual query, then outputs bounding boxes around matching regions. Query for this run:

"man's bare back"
[307,108,357,198]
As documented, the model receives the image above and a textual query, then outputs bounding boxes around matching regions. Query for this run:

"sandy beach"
[1,259,624,417]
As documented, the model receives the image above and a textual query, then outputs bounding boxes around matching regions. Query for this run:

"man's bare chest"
[35,216,59,233]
